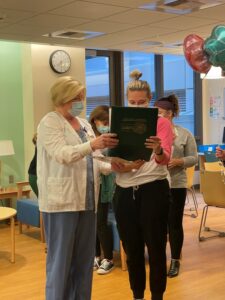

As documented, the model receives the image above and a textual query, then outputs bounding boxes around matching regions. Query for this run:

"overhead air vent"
[43,29,104,40]
[140,41,164,47]
[164,41,184,48]
[140,0,225,15]
[165,0,188,6]
[57,31,87,38]
[140,40,183,49]
[0,13,6,21]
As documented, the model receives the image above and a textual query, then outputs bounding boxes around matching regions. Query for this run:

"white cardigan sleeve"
[37,113,93,164]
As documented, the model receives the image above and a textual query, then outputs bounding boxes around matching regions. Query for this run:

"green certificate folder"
[108,106,158,161]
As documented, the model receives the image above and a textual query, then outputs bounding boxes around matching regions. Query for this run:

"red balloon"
[183,34,211,74]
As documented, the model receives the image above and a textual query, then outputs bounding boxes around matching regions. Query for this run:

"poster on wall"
[209,95,222,119]
[223,88,225,120]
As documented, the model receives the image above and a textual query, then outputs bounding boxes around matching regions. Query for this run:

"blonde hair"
[50,76,85,106]
[126,70,151,99]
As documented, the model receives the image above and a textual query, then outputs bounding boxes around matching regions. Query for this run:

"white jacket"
[37,111,111,212]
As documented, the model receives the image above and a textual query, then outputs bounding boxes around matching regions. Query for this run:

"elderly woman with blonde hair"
[37,76,119,300]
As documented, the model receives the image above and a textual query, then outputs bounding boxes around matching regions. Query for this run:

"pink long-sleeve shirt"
[154,116,173,165]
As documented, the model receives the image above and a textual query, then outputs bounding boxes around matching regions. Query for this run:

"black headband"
[154,100,174,111]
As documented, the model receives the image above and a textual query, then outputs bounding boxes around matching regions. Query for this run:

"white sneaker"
[97,259,114,275]
[93,257,101,271]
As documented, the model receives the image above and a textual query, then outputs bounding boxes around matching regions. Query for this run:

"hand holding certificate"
[111,159,145,173]
[93,155,144,172]
[90,133,118,150]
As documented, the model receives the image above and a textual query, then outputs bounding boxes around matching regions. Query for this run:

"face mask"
[128,102,149,108]
[158,109,172,119]
[69,101,84,117]
[96,125,110,134]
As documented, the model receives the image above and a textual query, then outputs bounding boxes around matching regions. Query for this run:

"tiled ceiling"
[0,0,225,54]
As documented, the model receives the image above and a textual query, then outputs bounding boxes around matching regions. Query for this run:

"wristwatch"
[155,148,163,155]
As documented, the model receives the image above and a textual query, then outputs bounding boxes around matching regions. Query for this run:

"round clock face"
[49,50,71,74]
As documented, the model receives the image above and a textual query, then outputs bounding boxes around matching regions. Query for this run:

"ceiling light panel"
[85,0,156,8]
[140,0,225,15]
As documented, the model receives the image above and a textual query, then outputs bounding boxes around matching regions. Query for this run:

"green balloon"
[204,25,225,70]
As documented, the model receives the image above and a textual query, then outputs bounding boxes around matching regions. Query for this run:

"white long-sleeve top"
[37,111,111,213]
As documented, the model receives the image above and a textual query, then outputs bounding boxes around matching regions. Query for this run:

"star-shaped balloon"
[204,25,225,73]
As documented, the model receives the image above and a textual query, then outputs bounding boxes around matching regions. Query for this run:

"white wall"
[202,78,225,144]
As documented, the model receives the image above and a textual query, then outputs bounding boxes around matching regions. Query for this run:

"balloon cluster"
[183,25,225,75]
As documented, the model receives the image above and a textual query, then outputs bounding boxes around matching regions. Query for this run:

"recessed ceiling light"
[200,66,224,79]
[0,13,6,21]
[139,41,164,47]
[164,41,183,48]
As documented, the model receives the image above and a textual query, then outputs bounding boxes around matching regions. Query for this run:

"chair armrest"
[16,181,31,198]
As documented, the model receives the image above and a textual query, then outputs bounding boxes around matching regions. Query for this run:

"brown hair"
[126,69,151,99]
[32,133,37,145]
[89,105,109,136]
[155,94,179,117]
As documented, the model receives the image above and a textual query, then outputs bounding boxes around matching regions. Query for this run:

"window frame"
[85,49,202,138]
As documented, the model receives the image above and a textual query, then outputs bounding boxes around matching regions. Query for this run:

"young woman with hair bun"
[112,70,173,300]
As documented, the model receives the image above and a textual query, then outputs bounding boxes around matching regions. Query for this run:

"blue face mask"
[69,101,84,117]
[96,125,110,134]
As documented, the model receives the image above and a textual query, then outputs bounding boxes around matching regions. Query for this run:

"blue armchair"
[204,151,218,162]
[16,181,45,242]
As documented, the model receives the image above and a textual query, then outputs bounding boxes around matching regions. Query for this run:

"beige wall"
[21,44,86,178]
[31,44,86,129]
[202,78,225,144]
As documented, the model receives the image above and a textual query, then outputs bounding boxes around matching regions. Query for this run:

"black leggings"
[95,201,113,260]
[113,179,170,299]
[168,188,187,259]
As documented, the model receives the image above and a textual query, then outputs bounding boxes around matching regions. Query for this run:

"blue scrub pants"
[42,210,96,300]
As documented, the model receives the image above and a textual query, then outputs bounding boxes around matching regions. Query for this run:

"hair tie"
[154,100,174,111]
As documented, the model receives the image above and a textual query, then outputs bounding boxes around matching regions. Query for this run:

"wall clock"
[49,50,71,74]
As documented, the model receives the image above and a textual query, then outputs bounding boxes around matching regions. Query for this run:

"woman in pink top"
[112,70,173,300]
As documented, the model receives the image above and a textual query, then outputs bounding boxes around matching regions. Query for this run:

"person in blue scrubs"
[37,76,119,300]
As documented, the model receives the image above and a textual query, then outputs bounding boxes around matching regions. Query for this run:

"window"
[163,54,194,133]
[85,55,110,118]
[124,52,155,106]
[85,50,198,135]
